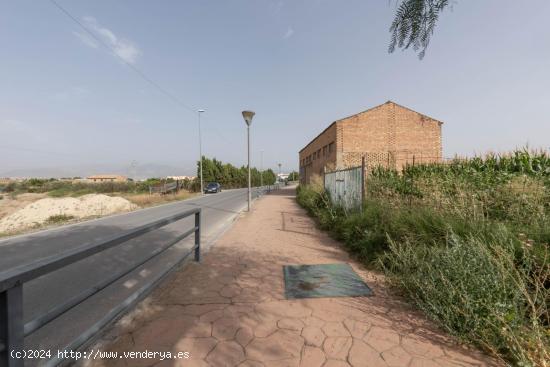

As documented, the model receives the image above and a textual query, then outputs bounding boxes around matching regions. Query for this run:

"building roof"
[298,101,443,153]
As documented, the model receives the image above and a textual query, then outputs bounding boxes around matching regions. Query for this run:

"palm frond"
[389,0,451,59]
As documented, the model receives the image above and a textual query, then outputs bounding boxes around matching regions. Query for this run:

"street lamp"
[260,150,264,188]
[198,109,205,194]
[242,110,255,211]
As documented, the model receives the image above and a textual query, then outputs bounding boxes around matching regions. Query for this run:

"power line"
[49,0,196,114]
[49,0,232,146]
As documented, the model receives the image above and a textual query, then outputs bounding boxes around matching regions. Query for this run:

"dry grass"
[121,191,197,207]
[0,217,80,239]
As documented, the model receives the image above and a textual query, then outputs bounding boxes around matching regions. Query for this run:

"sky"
[1,0,549,177]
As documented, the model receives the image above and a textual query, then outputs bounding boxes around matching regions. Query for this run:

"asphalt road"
[0,187,269,365]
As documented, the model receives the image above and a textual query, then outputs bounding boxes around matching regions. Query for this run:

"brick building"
[299,101,443,184]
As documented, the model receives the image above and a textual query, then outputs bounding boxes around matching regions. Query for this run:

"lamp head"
[242,110,255,126]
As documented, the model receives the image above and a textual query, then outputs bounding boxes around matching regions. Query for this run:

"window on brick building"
[329,142,334,153]
[317,149,321,158]
[323,146,327,156]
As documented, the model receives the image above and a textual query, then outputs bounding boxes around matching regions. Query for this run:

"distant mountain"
[0,163,194,179]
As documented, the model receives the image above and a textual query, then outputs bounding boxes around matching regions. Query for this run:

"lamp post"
[198,109,205,194]
[260,150,264,188]
[242,110,255,211]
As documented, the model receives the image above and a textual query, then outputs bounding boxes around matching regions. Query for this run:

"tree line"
[195,156,277,190]
[0,157,285,195]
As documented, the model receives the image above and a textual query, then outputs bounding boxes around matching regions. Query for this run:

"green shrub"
[48,187,73,197]
[3,182,16,193]
[297,186,507,264]
[45,214,75,224]
[48,187,95,197]
[381,232,549,365]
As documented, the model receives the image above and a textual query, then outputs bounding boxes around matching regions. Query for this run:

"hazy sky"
[1,1,549,176]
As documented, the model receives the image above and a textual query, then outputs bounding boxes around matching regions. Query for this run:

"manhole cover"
[283,263,373,299]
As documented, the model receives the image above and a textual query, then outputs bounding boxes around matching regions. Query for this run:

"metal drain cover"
[283,263,373,299]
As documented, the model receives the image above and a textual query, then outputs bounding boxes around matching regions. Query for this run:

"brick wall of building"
[392,102,442,168]
[298,123,338,184]
[340,104,391,156]
[299,101,443,183]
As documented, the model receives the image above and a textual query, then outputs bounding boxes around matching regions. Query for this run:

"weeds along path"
[297,150,550,366]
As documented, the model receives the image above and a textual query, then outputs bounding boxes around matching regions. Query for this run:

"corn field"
[369,149,550,228]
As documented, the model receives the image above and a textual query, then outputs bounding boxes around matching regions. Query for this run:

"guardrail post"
[194,211,201,262]
[0,285,24,367]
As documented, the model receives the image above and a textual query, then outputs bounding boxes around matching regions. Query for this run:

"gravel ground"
[0,194,137,233]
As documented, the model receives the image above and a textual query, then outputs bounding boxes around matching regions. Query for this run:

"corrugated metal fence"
[324,161,365,211]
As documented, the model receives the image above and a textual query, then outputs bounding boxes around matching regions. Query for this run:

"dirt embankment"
[0,194,137,234]
[0,193,47,219]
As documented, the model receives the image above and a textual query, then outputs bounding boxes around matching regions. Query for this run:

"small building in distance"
[298,101,443,184]
[166,176,196,181]
[87,175,128,183]
[277,173,289,182]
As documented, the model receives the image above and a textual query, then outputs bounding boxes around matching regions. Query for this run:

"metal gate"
[324,165,364,210]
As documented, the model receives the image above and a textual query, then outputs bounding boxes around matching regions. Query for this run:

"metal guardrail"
[0,208,201,367]
[149,181,179,194]
[261,183,281,193]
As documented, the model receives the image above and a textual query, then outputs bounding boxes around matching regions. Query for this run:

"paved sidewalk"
[91,187,497,367]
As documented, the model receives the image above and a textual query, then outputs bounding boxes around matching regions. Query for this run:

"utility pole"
[198,109,205,194]
[129,160,138,181]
